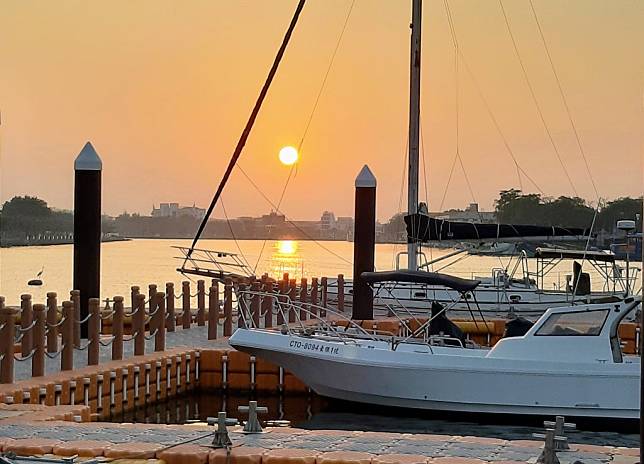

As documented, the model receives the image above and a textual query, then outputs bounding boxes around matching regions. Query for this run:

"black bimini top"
[360,270,480,293]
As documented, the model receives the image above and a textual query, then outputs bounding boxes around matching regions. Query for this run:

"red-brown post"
[46,292,58,353]
[263,282,274,328]
[208,282,219,340]
[238,283,248,328]
[310,278,319,317]
[112,296,124,361]
[0,298,16,383]
[155,292,166,352]
[32,304,46,377]
[251,282,261,327]
[134,294,146,356]
[197,280,206,326]
[130,285,140,312]
[71,290,81,347]
[299,278,308,321]
[283,272,289,282]
[20,294,34,357]
[88,298,100,365]
[61,301,74,371]
[337,274,345,312]
[148,284,158,332]
[321,277,328,314]
[182,281,191,329]
[223,279,233,336]
[288,279,297,323]
[276,279,286,326]
[166,283,175,332]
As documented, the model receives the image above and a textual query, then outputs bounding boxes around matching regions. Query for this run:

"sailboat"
[229,0,642,419]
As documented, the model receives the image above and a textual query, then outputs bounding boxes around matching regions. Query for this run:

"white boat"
[230,283,641,419]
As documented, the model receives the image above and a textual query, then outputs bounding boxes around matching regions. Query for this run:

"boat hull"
[230,329,639,419]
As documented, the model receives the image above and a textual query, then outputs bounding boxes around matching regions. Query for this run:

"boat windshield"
[535,309,609,336]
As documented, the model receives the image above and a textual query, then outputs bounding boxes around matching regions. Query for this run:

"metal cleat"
[543,416,575,450]
[238,400,268,433]
[211,411,238,448]
[533,429,567,464]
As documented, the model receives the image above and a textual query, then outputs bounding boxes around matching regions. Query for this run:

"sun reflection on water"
[270,240,303,279]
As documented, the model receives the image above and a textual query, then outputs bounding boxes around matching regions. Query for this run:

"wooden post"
[337,274,345,312]
[46,292,58,353]
[20,294,34,357]
[352,165,376,320]
[223,279,233,336]
[148,284,158,329]
[61,301,74,371]
[321,277,328,310]
[0,298,16,384]
[276,279,286,326]
[310,278,319,317]
[166,283,175,332]
[182,281,191,329]
[238,283,248,328]
[134,294,146,356]
[208,282,219,340]
[88,298,100,366]
[251,282,261,327]
[73,142,102,339]
[197,280,206,326]
[112,296,124,361]
[299,278,308,321]
[32,304,46,377]
[71,290,81,348]
[288,279,297,323]
[155,292,166,352]
[263,282,274,328]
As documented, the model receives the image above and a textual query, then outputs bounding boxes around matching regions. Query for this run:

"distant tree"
[494,190,594,228]
[1,196,50,218]
[383,212,407,241]
[542,196,594,228]
[597,197,643,232]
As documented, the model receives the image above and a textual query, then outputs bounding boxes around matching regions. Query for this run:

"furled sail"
[405,213,590,242]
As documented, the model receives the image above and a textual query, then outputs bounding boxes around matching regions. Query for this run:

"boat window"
[535,309,609,336]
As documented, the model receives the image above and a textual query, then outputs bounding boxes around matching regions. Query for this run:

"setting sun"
[278,146,299,166]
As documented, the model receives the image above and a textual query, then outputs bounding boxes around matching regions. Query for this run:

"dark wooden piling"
[263,282,274,328]
[32,304,46,377]
[288,279,297,323]
[21,294,33,357]
[321,277,328,317]
[112,296,124,361]
[223,279,233,336]
[310,277,319,317]
[251,282,261,327]
[155,292,166,352]
[46,292,58,353]
[182,281,191,329]
[352,165,376,320]
[88,298,100,365]
[197,280,206,326]
[208,282,219,340]
[61,301,74,371]
[0,298,15,383]
[238,283,248,328]
[166,283,175,332]
[276,279,286,326]
[300,278,308,321]
[71,290,81,347]
[73,142,102,339]
[133,294,146,356]
[337,274,345,312]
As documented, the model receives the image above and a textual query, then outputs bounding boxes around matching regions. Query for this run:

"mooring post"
[251,282,261,328]
[0,298,16,384]
[352,165,376,320]
[32,304,46,377]
[134,294,146,356]
[20,294,33,358]
[46,292,58,353]
[238,283,248,328]
[88,298,100,366]
[148,284,158,328]
[71,290,81,348]
[263,282,274,328]
[182,281,191,329]
[288,279,297,323]
[276,279,286,326]
[208,282,219,340]
[310,278,319,317]
[299,278,308,321]
[155,292,166,352]
[112,296,124,361]
[73,142,102,339]
[337,274,345,312]
[61,301,74,371]
[321,277,328,317]
[197,280,206,326]
[130,285,139,318]
[166,283,175,332]
[223,278,233,336]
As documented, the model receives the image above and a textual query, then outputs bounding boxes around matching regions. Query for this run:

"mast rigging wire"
[498,0,578,197]
[528,0,600,201]
[185,0,307,263]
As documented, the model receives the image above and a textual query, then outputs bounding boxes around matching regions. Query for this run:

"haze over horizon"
[1,0,642,222]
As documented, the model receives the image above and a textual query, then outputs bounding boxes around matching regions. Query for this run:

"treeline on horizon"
[0,191,642,239]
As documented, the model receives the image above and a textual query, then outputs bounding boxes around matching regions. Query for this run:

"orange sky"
[0,0,642,221]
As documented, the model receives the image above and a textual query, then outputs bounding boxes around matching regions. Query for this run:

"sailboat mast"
[407,0,422,271]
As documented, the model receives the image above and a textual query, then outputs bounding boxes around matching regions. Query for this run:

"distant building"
[152,203,206,219]
[433,203,496,224]
[320,211,336,230]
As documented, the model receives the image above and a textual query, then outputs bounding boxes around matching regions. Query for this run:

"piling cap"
[74,142,102,171]
[355,165,376,188]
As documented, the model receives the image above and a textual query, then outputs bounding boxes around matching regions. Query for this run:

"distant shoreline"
[0,236,130,248]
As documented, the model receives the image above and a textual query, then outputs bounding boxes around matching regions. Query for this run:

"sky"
[0,0,642,222]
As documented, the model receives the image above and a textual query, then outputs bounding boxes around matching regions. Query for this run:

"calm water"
[0,238,638,305]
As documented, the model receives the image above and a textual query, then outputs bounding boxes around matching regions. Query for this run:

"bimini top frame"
[174,246,253,282]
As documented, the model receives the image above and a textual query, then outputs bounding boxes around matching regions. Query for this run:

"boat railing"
[174,246,254,281]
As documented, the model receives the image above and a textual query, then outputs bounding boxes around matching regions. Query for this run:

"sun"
[278,146,298,166]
